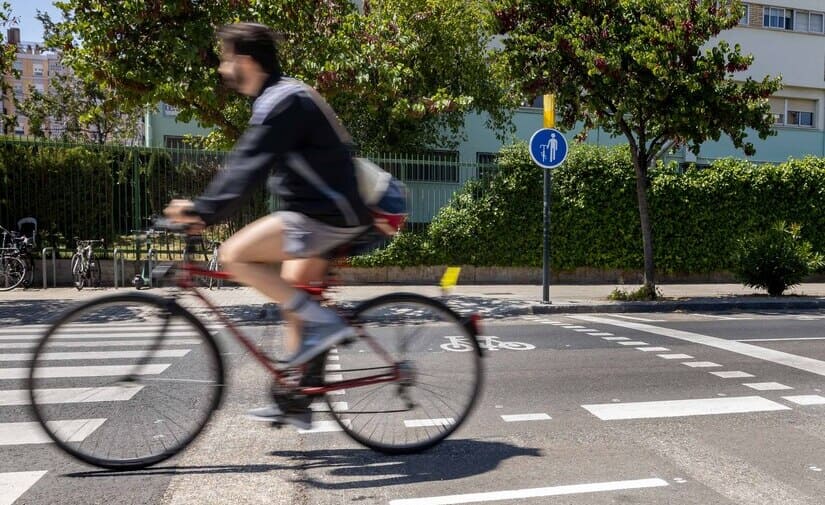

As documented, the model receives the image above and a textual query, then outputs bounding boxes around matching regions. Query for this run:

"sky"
[7,0,61,43]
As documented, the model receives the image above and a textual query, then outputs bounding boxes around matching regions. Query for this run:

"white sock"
[283,291,340,325]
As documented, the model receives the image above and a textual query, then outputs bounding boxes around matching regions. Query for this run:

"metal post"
[113,248,125,288]
[147,248,156,288]
[542,170,551,304]
[41,247,55,289]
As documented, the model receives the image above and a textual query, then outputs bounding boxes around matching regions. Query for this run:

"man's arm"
[192,95,304,225]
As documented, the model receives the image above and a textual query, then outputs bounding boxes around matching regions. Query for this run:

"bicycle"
[71,237,104,290]
[28,219,484,470]
[0,225,32,291]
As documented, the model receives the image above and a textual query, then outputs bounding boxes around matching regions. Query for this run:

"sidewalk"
[3,283,825,322]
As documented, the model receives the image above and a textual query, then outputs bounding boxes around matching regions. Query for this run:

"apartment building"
[1,28,64,136]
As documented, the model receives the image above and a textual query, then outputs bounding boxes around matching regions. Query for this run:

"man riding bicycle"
[165,22,373,430]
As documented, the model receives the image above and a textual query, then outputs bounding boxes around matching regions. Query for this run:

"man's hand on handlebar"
[164,199,205,235]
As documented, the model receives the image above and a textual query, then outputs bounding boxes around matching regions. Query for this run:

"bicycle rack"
[112,248,126,288]
[41,247,56,289]
[147,248,157,288]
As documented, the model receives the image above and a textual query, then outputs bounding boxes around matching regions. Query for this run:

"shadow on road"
[65,439,541,489]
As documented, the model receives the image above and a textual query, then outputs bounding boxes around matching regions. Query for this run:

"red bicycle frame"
[170,256,400,396]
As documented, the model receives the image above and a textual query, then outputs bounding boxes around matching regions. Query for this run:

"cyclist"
[164,22,373,429]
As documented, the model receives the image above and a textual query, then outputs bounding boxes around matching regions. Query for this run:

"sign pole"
[542,95,554,304]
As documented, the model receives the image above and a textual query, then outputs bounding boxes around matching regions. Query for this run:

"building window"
[12,60,22,72]
[384,150,460,183]
[32,63,43,77]
[787,111,814,127]
[739,4,749,25]
[764,7,792,30]
[12,83,23,98]
[164,135,188,149]
[796,11,825,33]
[476,152,499,179]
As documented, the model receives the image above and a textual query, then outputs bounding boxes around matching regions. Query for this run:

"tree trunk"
[633,159,656,294]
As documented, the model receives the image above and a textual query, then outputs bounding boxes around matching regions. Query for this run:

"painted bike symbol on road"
[441,336,535,352]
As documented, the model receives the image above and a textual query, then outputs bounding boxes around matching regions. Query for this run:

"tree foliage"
[0,2,19,134]
[43,0,511,151]
[493,0,782,292]
[17,70,144,144]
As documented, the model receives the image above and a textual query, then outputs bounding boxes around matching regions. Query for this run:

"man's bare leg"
[280,258,330,354]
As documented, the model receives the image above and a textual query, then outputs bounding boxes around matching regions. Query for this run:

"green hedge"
[0,139,267,254]
[353,143,825,272]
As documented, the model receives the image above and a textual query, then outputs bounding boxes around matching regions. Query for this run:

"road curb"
[512,298,825,316]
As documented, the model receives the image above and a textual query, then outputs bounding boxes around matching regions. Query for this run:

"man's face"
[218,44,247,93]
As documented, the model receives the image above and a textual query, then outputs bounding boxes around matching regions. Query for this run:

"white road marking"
[561,325,587,329]
[618,341,648,346]
[691,314,751,321]
[325,374,343,382]
[297,420,349,433]
[6,364,170,380]
[782,395,825,405]
[602,337,629,341]
[743,382,793,391]
[582,396,790,420]
[0,386,143,406]
[574,329,597,332]
[0,349,190,362]
[710,371,754,379]
[573,315,825,378]
[588,332,614,336]
[388,478,670,505]
[658,354,693,360]
[325,364,342,371]
[501,413,551,422]
[683,362,722,368]
[309,402,348,412]
[327,355,339,361]
[0,332,201,341]
[737,337,825,342]
[0,419,106,445]
[0,339,200,349]
[609,315,665,322]
[404,418,454,428]
[637,347,670,352]
[0,471,48,505]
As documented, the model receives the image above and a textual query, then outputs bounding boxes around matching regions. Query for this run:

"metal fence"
[0,138,496,259]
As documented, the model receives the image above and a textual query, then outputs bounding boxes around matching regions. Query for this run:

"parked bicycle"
[0,225,33,291]
[71,237,104,290]
[28,219,484,470]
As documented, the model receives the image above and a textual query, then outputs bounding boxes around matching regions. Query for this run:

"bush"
[733,222,823,296]
[607,285,662,301]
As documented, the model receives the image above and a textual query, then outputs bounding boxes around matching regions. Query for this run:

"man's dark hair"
[217,22,281,76]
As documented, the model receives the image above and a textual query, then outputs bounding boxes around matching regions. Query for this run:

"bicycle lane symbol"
[441,336,535,352]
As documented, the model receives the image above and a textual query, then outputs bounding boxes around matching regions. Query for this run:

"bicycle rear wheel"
[0,255,25,291]
[28,293,225,470]
[325,293,483,454]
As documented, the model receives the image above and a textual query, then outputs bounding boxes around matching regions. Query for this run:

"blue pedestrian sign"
[529,128,568,169]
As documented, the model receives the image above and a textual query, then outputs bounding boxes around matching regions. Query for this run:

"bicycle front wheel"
[71,253,84,290]
[326,293,483,454]
[28,293,225,470]
[0,256,25,291]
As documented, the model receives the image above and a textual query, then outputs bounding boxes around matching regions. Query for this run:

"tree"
[493,0,781,296]
[17,69,144,144]
[0,2,19,134]
[41,0,511,151]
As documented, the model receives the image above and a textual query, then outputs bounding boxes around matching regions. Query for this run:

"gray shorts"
[278,211,370,258]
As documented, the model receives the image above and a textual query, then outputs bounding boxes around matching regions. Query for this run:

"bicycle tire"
[325,293,483,454]
[28,292,225,470]
[71,253,84,290]
[0,255,25,291]
[88,255,101,288]
[21,252,34,288]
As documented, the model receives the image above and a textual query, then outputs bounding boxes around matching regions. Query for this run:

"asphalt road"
[3,310,825,504]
